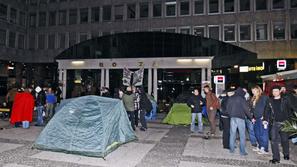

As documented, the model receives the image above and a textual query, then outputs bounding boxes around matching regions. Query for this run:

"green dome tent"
[33,95,137,157]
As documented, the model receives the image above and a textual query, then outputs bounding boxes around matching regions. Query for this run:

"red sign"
[277,60,286,70]
[214,75,225,84]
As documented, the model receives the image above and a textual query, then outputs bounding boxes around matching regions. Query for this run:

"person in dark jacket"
[220,89,235,149]
[187,88,205,133]
[34,86,46,126]
[263,86,293,164]
[122,86,136,131]
[250,85,269,154]
[138,87,152,131]
[227,87,254,156]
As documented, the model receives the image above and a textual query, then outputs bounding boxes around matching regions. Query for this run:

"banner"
[122,68,144,86]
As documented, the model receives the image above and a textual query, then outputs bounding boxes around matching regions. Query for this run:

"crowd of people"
[187,84,297,164]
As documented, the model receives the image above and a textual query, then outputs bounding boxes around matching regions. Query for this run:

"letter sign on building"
[214,75,225,84]
[277,60,286,70]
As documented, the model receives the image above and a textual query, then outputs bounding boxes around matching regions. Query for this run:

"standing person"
[187,88,205,133]
[220,89,234,149]
[55,84,62,106]
[250,85,269,154]
[203,85,220,136]
[101,87,111,97]
[138,87,152,131]
[264,86,293,164]
[46,87,56,121]
[288,85,297,144]
[34,86,46,126]
[133,87,140,127]
[6,86,18,119]
[122,86,136,131]
[227,88,254,156]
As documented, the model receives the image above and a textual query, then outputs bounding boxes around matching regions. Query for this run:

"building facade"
[0,0,296,91]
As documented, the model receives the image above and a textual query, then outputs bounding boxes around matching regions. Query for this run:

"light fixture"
[176,59,192,63]
[194,59,210,62]
[234,65,239,68]
[71,61,85,65]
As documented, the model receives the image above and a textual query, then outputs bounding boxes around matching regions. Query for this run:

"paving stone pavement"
[0,120,296,167]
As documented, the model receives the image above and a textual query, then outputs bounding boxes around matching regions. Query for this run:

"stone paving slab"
[3,164,33,167]
[0,142,24,153]
[179,161,241,167]
[0,126,43,142]
[30,142,155,167]
[183,137,296,166]
[136,127,169,142]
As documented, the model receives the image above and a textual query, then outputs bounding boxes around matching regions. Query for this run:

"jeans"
[254,118,269,152]
[246,119,257,146]
[46,103,55,119]
[230,117,247,155]
[191,113,203,132]
[127,111,135,130]
[140,109,147,129]
[221,116,230,149]
[207,109,216,134]
[36,106,44,126]
[271,122,289,161]
[134,109,139,127]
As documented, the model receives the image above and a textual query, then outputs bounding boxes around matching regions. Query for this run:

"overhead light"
[194,59,210,62]
[234,65,239,68]
[8,66,14,70]
[71,61,85,65]
[239,66,249,72]
[177,59,192,63]
[165,1,176,5]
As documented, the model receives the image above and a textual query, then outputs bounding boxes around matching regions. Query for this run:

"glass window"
[193,26,205,36]
[140,3,149,18]
[69,9,77,25]
[114,5,124,20]
[273,0,285,9]
[292,0,297,8]
[0,29,6,46]
[239,25,251,41]
[49,11,56,26]
[273,22,285,40]
[224,0,234,12]
[49,0,56,3]
[80,8,88,24]
[165,28,176,33]
[18,34,25,49]
[103,5,111,21]
[38,34,45,49]
[58,10,66,25]
[30,0,37,5]
[0,4,7,20]
[127,4,136,19]
[208,26,220,40]
[19,12,26,26]
[10,8,17,24]
[166,0,176,17]
[29,13,36,27]
[79,33,88,42]
[180,27,190,34]
[224,25,235,41]
[291,23,297,39]
[91,7,100,22]
[194,0,204,14]
[256,0,267,10]
[48,34,55,49]
[91,31,99,38]
[256,24,268,40]
[180,1,190,15]
[40,0,47,4]
[153,2,162,17]
[240,0,250,11]
[209,0,219,13]
[58,33,65,49]
[38,12,46,27]
[102,32,110,36]
[29,34,35,49]
[69,32,76,46]
[9,32,16,48]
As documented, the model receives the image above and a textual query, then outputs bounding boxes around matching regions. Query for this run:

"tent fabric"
[33,95,137,157]
[162,103,192,125]
[10,92,35,124]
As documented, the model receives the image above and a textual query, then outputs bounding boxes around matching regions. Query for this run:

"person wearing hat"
[34,86,46,126]
[264,85,294,164]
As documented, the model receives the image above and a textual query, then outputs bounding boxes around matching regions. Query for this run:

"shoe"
[211,133,215,137]
[252,144,257,147]
[269,159,280,164]
[198,131,203,134]
[252,147,260,152]
[140,127,146,131]
[284,156,290,160]
[241,152,248,156]
[257,149,269,155]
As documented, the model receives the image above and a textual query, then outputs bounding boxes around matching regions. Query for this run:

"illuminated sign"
[214,75,225,84]
[239,63,265,72]
[277,60,286,70]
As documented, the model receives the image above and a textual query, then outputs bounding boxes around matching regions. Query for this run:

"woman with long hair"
[250,85,269,154]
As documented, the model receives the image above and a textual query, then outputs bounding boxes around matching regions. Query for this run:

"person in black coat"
[138,87,152,131]
[187,88,205,133]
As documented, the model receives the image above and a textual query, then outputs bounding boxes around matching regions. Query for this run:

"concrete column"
[201,68,206,96]
[58,68,63,83]
[148,68,152,95]
[105,68,109,88]
[153,68,158,101]
[100,69,105,89]
[207,68,212,88]
[62,69,67,99]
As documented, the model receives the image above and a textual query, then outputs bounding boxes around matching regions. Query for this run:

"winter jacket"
[35,91,46,106]
[226,93,252,120]
[250,95,269,119]
[264,95,293,123]
[187,95,205,113]
[122,92,136,112]
[139,92,152,112]
[205,92,220,111]
[220,96,229,116]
